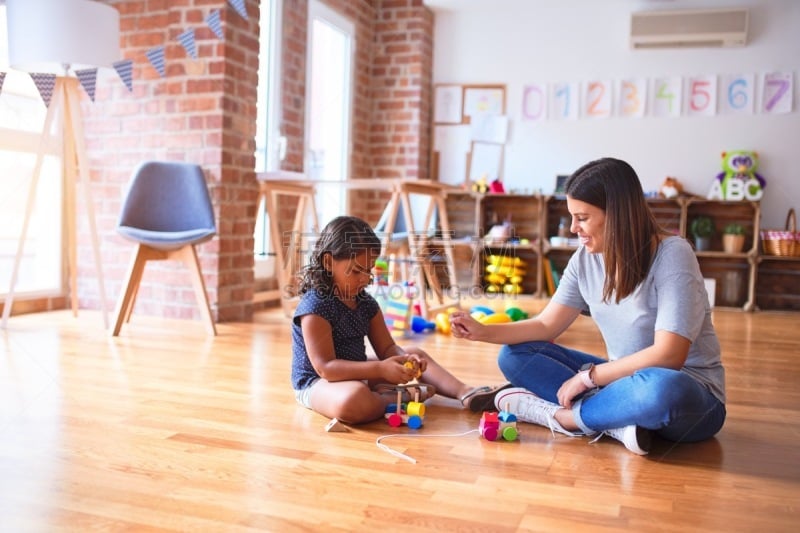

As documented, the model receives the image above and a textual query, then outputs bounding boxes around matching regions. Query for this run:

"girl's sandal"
[460,382,513,412]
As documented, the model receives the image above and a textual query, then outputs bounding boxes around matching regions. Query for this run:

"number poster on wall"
[521,71,794,121]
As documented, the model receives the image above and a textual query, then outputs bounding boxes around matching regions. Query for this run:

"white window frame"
[304,0,355,226]
[0,6,64,300]
[254,0,284,279]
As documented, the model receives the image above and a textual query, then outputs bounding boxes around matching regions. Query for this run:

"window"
[0,7,63,300]
[253,0,283,278]
[305,0,353,226]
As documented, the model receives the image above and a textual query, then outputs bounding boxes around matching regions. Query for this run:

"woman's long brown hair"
[565,158,668,303]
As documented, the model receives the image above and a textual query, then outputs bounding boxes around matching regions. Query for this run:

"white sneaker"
[593,425,652,455]
[495,387,583,437]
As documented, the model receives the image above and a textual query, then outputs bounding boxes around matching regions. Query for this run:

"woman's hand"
[556,374,590,409]
[448,311,485,341]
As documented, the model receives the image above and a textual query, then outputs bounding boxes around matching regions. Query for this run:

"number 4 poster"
[650,77,683,118]
[761,71,793,114]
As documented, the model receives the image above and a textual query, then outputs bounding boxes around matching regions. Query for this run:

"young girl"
[451,158,726,455]
[291,215,507,425]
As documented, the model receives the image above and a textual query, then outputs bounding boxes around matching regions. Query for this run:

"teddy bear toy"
[709,150,766,201]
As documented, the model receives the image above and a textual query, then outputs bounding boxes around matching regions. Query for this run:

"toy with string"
[376,403,520,463]
[376,361,433,429]
[479,406,518,442]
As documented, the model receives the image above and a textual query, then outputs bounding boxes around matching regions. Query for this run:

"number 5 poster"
[686,75,717,117]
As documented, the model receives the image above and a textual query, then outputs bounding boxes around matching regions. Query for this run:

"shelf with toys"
[440,191,547,298]
[546,195,762,311]
[756,208,800,311]
[428,149,799,311]
[437,191,765,311]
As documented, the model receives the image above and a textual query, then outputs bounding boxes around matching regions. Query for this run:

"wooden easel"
[2,77,108,329]
[379,180,459,319]
[256,177,459,320]
[258,176,320,317]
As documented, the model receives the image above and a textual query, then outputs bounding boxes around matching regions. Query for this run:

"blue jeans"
[498,341,726,442]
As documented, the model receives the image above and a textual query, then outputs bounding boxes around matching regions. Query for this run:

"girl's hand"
[382,355,420,384]
[449,311,485,341]
[556,375,589,409]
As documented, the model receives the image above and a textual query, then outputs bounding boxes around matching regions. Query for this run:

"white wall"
[429,0,800,228]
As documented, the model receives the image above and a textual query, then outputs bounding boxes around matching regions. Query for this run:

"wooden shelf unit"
[756,254,800,311]
[439,192,547,297]
[436,192,782,311]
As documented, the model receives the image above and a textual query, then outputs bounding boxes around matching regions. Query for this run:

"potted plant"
[722,222,746,253]
[690,216,715,251]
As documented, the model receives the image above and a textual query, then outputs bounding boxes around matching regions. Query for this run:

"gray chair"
[112,161,217,336]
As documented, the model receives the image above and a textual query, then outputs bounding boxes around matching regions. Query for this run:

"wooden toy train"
[479,410,518,441]
[384,383,428,428]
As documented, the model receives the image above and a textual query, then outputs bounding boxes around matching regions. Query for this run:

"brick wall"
[280,0,433,225]
[78,0,260,323]
[9,0,434,324]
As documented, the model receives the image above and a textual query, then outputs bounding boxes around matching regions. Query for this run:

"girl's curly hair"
[297,215,382,296]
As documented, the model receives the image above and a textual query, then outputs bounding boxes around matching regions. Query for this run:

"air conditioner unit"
[630,8,749,49]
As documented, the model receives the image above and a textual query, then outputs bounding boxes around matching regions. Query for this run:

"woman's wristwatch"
[578,362,598,389]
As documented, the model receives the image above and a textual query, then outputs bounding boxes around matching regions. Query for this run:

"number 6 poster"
[719,74,754,114]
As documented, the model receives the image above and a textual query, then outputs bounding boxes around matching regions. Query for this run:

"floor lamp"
[2,0,121,329]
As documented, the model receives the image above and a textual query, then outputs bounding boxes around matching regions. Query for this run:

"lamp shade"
[6,0,121,74]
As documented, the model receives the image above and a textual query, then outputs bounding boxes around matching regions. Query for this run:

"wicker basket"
[761,208,798,257]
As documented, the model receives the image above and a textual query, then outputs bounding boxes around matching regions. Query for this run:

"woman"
[450,158,726,455]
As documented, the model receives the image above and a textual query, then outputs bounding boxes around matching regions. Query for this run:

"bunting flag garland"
[1,5,249,102]
[206,9,224,40]
[30,73,57,108]
[178,28,198,60]
[146,46,166,78]
[227,0,249,20]
[113,59,134,92]
[75,68,99,101]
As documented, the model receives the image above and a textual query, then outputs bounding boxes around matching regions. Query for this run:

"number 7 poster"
[761,71,793,114]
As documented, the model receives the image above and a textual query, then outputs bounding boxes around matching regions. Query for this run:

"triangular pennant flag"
[177,28,198,60]
[75,68,98,102]
[206,9,224,40]
[0,72,6,96]
[30,73,57,108]
[227,0,248,20]
[113,59,134,92]
[145,46,166,78]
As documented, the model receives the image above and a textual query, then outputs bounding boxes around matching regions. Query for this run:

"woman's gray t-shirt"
[552,236,725,403]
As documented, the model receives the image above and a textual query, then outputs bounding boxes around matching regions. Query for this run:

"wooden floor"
[1,300,799,532]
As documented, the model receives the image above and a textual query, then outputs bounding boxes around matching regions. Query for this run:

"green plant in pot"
[690,216,715,251]
[722,222,746,253]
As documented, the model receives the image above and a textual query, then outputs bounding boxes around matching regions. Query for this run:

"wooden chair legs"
[112,244,217,336]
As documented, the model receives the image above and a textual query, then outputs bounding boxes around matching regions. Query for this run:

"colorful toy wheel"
[407,415,423,429]
[407,401,425,417]
[482,427,498,441]
[386,403,398,414]
[387,413,403,427]
[502,426,518,441]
